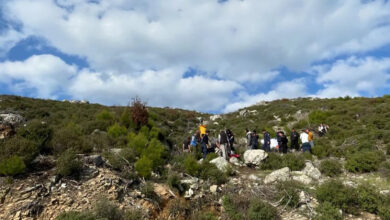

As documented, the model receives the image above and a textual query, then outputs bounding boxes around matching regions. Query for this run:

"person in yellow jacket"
[306,129,314,148]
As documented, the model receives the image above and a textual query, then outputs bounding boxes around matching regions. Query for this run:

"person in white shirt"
[300,130,311,154]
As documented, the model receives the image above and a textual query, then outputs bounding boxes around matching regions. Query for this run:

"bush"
[283,154,306,171]
[103,152,127,171]
[199,162,228,185]
[319,159,342,177]
[56,150,83,178]
[130,97,148,129]
[50,123,84,154]
[183,155,201,176]
[0,136,40,166]
[18,119,52,150]
[141,182,160,204]
[276,181,304,208]
[124,209,144,220]
[222,195,246,220]
[0,156,26,176]
[96,109,115,122]
[314,202,342,220]
[379,161,390,180]
[127,133,148,156]
[379,204,390,220]
[248,200,278,220]
[135,156,153,178]
[107,123,127,139]
[95,198,124,220]
[56,211,96,220]
[167,173,187,195]
[356,185,382,214]
[345,151,385,173]
[260,153,283,170]
[142,139,167,172]
[261,153,305,171]
[309,110,331,124]
[190,211,218,220]
[316,180,360,214]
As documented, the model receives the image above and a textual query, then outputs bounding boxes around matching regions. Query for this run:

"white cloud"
[223,79,307,113]
[0,29,25,57]
[0,54,77,98]
[3,0,390,80]
[313,57,390,98]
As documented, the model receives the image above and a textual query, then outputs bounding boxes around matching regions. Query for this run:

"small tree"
[130,97,148,130]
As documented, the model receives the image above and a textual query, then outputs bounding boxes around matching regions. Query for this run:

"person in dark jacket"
[276,131,282,152]
[262,130,271,152]
[226,129,235,153]
[251,129,259,149]
[290,128,300,151]
[279,132,288,154]
[201,131,210,159]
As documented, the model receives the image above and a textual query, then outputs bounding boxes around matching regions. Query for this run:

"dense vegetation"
[2,95,390,219]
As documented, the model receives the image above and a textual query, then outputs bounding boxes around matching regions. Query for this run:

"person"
[276,131,283,152]
[300,129,311,154]
[307,129,314,148]
[226,129,235,154]
[251,129,259,149]
[318,124,324,137]
[218,129,230,160]
[245,128,252,149]
[263,130,271,152]
[183,137,191,153]
[279,132,288,154]
[201,131,210,159]
[190,133,198,148]
[290,128,300,151]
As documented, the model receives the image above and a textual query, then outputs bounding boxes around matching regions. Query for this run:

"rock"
[299,191,309,204]
[302,162,321,180]
[85,155,104,167]
[229,157,243,166]
[292,174,312,185]
[81,166,99,179]
[110,148,122,155]
[184,188,194,199]
[243,150,268,166]
[210,185,218,194]
[239,109,249,116]
[380,190,390,195]
[0,113,24,125]
[248,174,261,182]
[264,167,291,184]
[0,124,15,139]
[209,115,222,121]
[154,184,175,201]
[210,157,230,172]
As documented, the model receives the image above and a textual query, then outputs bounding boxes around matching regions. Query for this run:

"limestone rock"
[209,115,222,121]
[292,174,313,185]
[229,157,244,166]
[264,167,291,184]
[302,162,321,180]
[210,157,230,172]
[0,113,24,125]
[243,150,268,166]
[210,185,218,194]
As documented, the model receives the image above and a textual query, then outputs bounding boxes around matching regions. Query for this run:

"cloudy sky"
[0,0,390,113]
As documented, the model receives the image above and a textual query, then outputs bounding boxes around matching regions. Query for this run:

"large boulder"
[0,113,24,125]
[264,167,291,184]
[229,157,244,167]
[302,162,321,180]
[243,150,268,166]
[210,157,230,172]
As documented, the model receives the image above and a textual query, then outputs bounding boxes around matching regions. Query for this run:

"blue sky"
[0,0,390,113]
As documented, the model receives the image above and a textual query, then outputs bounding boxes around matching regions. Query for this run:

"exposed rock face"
[243,150,268,166]
[264,167,291,184]
[210,157,230,172]
[239,109,249,116]
[291,173,313,185]
[302,162,321,180]
[209,115,222,121]
[0,113,24,125]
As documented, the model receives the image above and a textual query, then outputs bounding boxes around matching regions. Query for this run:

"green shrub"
[316,180,359,214]
[124,209,144,220]
[314,202,342,220]
[96,109,115,122]
[167,173,187,195]
[103,152,127,171]
[309,110,331,124]
[56,211,96,220]
[222,195,245,220]
[18,119,52,149]
[139,126,150,139]
[183,155,201,176]
[276,181,304,208]
[127,133,148,156]
[260,153,283,170]
[0,136,40,166]
[50,123,84,154]
[199,162,228,185]
[56,150,83,178]
[319,159,342,177]
[0,156,26,176]
[356,185,382,214]
[379,161,390,180]
[142,139,167,171]
[95,198,124,220]
[283,154,306,171]
[379,204,390,220]
[120,108,132,128]
[248,200,278,220]
[190,211,218,220]
[107,123,127,139]
[345,151,385,173]
[141,182,160,204]
[135,156,153,178]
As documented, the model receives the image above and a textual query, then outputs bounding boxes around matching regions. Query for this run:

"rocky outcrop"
[0,113,24,125]
[210,157,230,172]
[302,161,321,180]
[243,150,268,166]
[264,167,291,184]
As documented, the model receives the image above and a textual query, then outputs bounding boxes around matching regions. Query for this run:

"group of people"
[183,125,326,161]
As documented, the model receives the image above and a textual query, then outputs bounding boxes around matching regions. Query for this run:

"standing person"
[218,129,230,160]
[226,129,235,154]
[251,130,259,149]
[280,132,288,154]
[290,128,300,151]
[183,137,191,153]
[245,128,252,150]
[263,130,271,152]
[300,129,311,154]
[190,133,198,148]
[307,129,314,148]
[276,131,282,152]
[201,131,210,159]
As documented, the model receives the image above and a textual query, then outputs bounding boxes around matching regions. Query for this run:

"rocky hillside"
[1,95,390,220]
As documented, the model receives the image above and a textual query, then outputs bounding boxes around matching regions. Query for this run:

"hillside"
[1,95,390,220]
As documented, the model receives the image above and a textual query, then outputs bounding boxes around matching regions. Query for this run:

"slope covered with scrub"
[1,95,390,220]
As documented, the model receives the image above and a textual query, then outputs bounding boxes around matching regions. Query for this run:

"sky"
[0,0,390,113]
